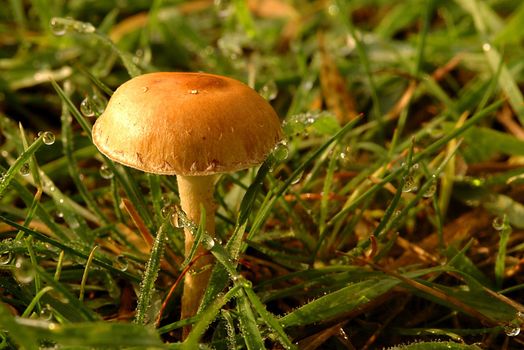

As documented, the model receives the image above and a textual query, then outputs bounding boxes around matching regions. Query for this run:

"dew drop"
[259,80,278,101]
[99,164,113,179]
[161,205,173,218]
[14,256,35,284]
[20,163,30,176]
[492,216,506,231]
[504,325,520,337]
[50,18,66,36]
[114,255,129,271]
[189,89,199,95]
[77,22,95,34]
[240,278,252,289]
[202,236,215,250]
[291,170,304,185]
[482,43,492,52]
[328,3,340,16]
[422,182,436,198]
[38,131,55,145]
[0,251,12,265]
[402,175,417,193]
[39,304,53,321]
[272,141,289,161]
[80,97,95,117]
[171,211,182,228]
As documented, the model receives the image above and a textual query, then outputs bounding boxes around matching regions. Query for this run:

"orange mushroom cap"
[92,72,283,176]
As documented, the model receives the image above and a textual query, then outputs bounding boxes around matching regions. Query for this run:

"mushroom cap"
[92,72,283,176]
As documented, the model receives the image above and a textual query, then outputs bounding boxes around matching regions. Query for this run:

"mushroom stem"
[177,174,216,328]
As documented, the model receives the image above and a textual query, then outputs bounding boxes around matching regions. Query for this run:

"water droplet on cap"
[189,89,199,95]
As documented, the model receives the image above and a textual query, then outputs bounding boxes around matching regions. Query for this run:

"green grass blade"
[14,319,164,347]
[495,216,511,289]
[135,218,169,324]
[244,287,296,350]
[182,285,241,349]
[237,290,265,350]
[0,136,44,198]
[280,275,400,327]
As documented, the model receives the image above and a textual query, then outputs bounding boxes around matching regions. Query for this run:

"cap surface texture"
[92,72,282,176]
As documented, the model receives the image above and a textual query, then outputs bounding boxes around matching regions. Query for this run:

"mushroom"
[91,72,282,323]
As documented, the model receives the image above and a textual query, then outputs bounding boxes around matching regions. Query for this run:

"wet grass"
[1,0,524,349]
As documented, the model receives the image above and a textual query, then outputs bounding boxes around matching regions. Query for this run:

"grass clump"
[1,0,524,349]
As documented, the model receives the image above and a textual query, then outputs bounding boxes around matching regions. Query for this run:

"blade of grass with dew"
[182,285,242,349]
[0,136,44,198]
[379,140,463,239]
[135,217,169,325]
[24,236,42,308]
[236,289,265,350]
[0,216,141,282]
[280,275,401,327]
[14,319,164,348]
[60,86,109,227]
[244,287,296,350]
[220,309,237,350]
[371,139,415,239]
[15,124,44,242]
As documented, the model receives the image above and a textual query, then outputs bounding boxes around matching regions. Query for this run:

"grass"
[1,0,524,349]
